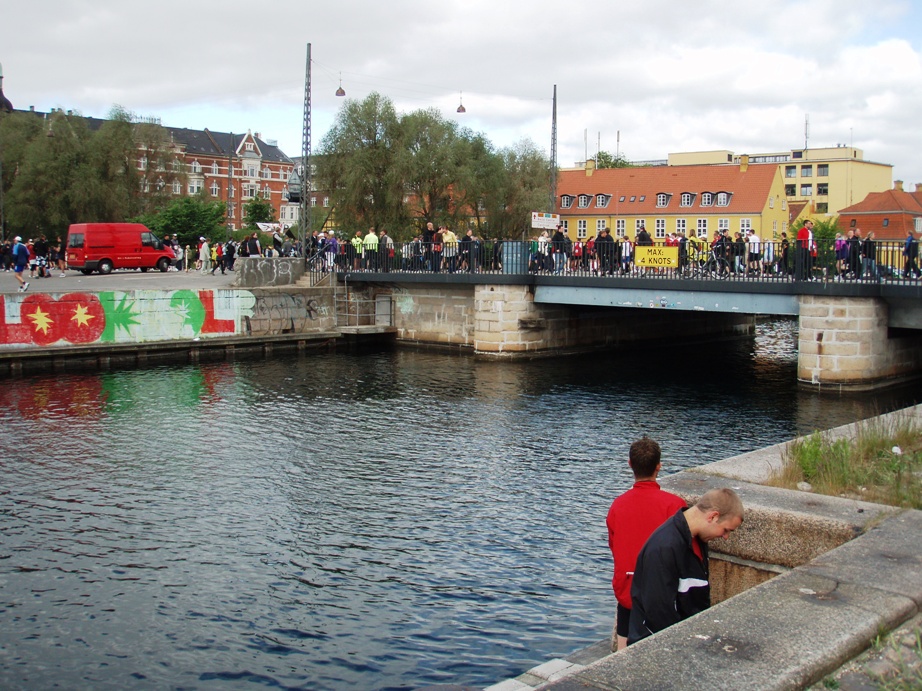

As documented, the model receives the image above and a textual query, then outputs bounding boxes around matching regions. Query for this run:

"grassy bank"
[768,413,922,509]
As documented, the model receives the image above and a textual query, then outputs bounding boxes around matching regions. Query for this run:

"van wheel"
[157,258,170,273]
[98,259,114,275]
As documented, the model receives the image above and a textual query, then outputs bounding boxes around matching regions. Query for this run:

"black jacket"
[628,508,710,644]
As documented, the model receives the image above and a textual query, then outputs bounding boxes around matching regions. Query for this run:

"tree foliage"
[316,93,550,240]
[595,150,633,169]
[132,195,226,247]
[243,196,276,230]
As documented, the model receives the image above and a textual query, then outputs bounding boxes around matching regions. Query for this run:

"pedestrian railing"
[327,239,920,286]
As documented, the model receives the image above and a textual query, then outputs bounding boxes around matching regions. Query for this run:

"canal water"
[1,318,918,690]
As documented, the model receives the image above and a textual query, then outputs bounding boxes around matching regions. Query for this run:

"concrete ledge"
[556,563,917,690]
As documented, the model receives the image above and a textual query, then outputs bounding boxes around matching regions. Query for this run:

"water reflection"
[0,317,918,690]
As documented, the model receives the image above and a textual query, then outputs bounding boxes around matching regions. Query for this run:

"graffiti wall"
[0,289,333,348]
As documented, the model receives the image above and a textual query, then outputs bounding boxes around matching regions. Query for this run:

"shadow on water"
[0,317,918,690]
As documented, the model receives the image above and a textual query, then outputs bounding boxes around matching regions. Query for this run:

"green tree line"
[1,95,552,244]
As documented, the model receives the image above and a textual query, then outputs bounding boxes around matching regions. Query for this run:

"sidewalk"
[2,267,237,294]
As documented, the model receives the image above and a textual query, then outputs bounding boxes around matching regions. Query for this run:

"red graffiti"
[199,290,236,334]
[11,293,106,346]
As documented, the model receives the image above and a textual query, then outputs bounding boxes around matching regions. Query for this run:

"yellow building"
[556,158,789,241]
[667,147,892,218]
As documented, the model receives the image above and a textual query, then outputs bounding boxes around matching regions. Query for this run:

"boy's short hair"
[695,487,744,521]
[629,437,661,479]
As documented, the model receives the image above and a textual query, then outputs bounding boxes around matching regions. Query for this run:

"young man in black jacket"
[628,487,744,645]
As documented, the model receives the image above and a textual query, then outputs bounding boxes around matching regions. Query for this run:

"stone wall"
[351,283,755,357]
[798,295,922,390]
[235,256,306,288]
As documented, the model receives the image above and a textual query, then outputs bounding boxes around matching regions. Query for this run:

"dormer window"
[656,193,670,207]
[578,194,591,208]
[680,192,695,207]
[561,195,573,209]
[701,192,713,206]
[245,142,254,152]
[716,192,730,207]
[596,194,610,208]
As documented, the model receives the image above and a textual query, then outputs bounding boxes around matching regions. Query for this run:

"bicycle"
[681,248,730,279]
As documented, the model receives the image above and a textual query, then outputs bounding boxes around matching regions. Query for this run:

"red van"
[66,223,175,274]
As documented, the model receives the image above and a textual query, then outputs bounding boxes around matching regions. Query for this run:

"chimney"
[255,132,261,141]
[740,154,749,173]
[586,158,595,177]
[894,180,904,192]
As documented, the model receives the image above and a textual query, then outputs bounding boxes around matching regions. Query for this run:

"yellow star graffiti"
[27,306,54,334]
[71,304,96,327]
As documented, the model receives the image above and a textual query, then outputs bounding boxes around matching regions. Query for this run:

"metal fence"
[320,239,921,285]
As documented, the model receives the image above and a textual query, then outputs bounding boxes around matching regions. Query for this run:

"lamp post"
[299,43,312,259]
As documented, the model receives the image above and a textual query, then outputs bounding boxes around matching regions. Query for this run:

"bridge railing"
[331,240,919,284]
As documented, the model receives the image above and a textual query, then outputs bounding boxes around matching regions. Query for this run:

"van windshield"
[141,232,162,250]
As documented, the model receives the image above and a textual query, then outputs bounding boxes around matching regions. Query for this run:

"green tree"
[596,150,632,169]
[133,194,226,247]
[493,139,550,238]
[316,92,407,235]
[243,196,276,231]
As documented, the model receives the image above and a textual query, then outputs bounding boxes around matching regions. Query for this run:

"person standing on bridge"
[199,237,211,274]
[796,220,814,281]
[606,437,686,652]
[903,230,921,279]
[363,227,379,272]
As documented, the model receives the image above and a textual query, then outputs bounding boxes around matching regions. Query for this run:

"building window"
[782,200,786,210]
[639,196,645,202]
[139,156,148,171]
[655,218,666,238]
[578,219,587,236]
[562,220,569,232]
[740,218,752,233]
[596,219,606,234]
[816,203,828,213]
[561,195,573,208]
[191,161,201,174]
[323,197,329,207]
[882,218,889,227]
[680,192,695,207]
[578,194,591,208]
[768,197,774,209]
[800,184,813,196]
[716,192,730,206]
[676,218,687,233]
[212,162,220,175]
[262,185,271,199]
[246,165,257,178]
[596,194,609,208]
[656,193,669,207]
[141,180,149,193]
[701,192,713,206]
[817,183,828,195]
[619,196,626,202]
[629,196,636,202]
[263,167,271,179]
[635,219,646,233]
[311,197,317,207]
[209,181,219,197]
[172,180,181,194]
[188,180,203,195]
[785,165,796,178]
[792,151,803,159]
[785,184,796,196]
[849,219,857,228]
[616,219,626,237]
[245,142,254,151]
[817,164,829,177]
[576,221,587,239]
[801,165,813,177]
[697,218,708,236]
[718,218,729,233]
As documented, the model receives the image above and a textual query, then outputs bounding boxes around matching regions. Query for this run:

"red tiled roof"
[556,164,779,215]
[837,189,922,215]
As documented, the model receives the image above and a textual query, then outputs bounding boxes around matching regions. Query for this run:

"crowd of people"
[1,235,67,291]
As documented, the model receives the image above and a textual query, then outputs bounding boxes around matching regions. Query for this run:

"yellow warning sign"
[634,246,678,268]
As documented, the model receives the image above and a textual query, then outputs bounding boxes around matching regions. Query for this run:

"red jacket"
[606,481,686,608]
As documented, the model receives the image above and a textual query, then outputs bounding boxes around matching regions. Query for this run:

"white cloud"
[1,0,920,190]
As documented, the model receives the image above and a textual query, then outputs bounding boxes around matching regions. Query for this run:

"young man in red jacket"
[606,437,686,651]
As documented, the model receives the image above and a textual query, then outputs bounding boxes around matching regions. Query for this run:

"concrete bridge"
[327,267,922,392]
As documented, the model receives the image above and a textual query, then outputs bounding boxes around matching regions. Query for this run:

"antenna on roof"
[804,114,809,150]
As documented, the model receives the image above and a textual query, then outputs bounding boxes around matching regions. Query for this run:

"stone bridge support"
[798,295,922,390]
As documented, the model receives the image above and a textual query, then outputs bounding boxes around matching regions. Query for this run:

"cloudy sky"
[2,0,921,190]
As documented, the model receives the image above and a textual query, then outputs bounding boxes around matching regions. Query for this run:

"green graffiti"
[99,292,142,342]
[170,290,206,335]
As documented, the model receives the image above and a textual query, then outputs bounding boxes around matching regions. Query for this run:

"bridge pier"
[798,295,922,391]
